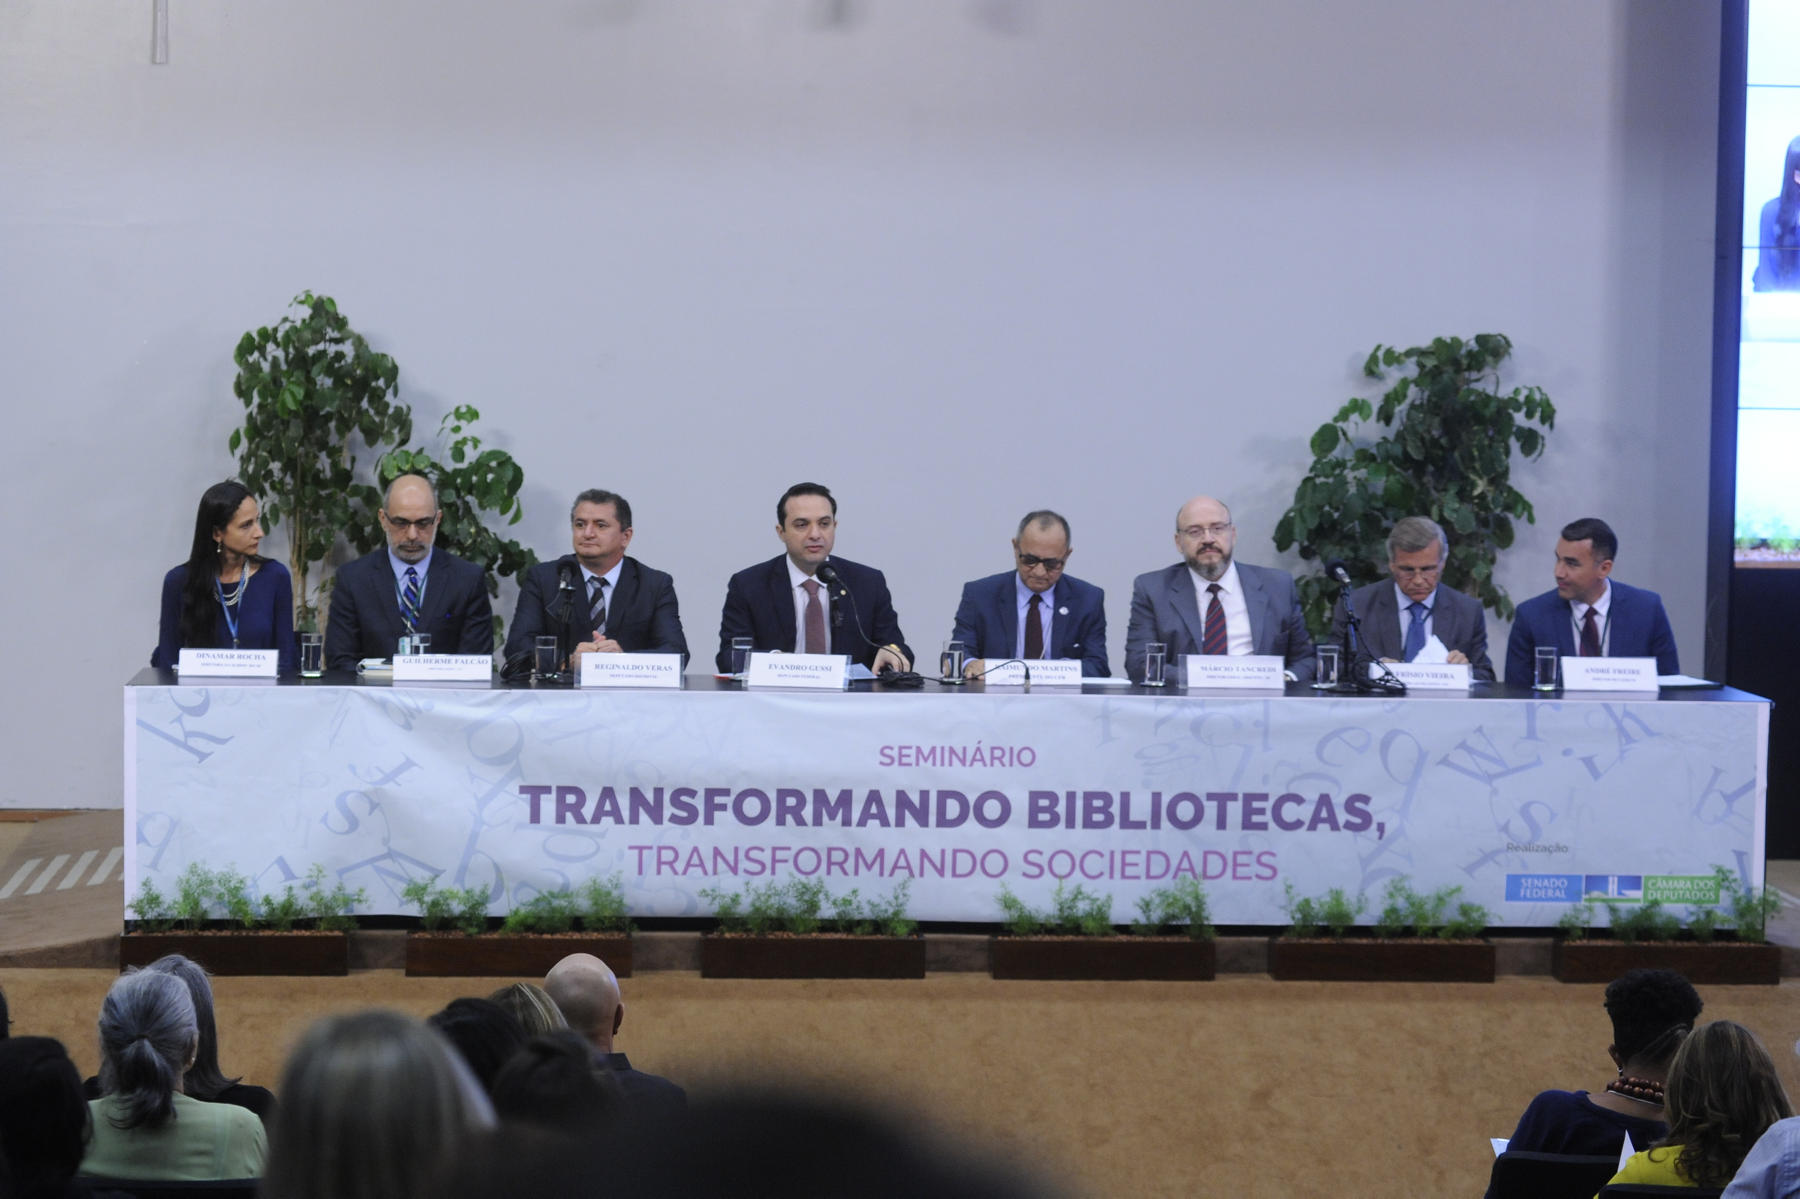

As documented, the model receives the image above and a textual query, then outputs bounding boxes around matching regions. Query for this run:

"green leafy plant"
[1686,906,1723,944]
[258,883,307,932]
[211,868,258,930]
[1369,877,1490,939]
[1718,865,1783,943]
[785,878,829,936]
[230,291,411,631]
[1273,334,1556,636]
[1555,900,1597,940]
[129,878,176,933]
[1282,881,1367,940]
[577,873,632,934]
[502,889,578,935]
[995,885,1043,937]
[826,887,864,934]
[1442,901,1491,940]
[1130,878,1215,940]
[863,880,916,939]
[401,874,491,936]
[1608,901,1680,944]
[172,864,217,931]
[996,882,1113,937]
[305,864,366,932]
[700,883,748,933]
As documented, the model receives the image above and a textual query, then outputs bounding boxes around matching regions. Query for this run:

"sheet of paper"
[1490,1138,1508,1157]
[1412,634,1450,664]
[1656,674,1718,687]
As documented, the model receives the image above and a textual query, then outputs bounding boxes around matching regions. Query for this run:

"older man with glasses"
[1326,515,1495,681]
[324,473,494,671]
[1123,494,1314,684]
[949,510,1109,678]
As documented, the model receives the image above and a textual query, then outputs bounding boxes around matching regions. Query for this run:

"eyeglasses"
[1179,523,1233,540]
[1018,554,1066,572]
[384,513,438,534]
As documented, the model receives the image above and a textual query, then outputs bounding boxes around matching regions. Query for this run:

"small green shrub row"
[1555,866,1782,944]
[994,878,1215,940]
[700,878,917,938]
[404,872,634,938]
[129,863,366,933]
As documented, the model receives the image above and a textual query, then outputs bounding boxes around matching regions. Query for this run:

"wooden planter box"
[700,934,925,979]
[988,936,1216,981]
[1267,937,1495,982]
[1551,938,1782,985]
[119,931,349,976]
[404,933,634,978]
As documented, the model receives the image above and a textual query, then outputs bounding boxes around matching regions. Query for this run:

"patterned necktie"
[1024,593,1044,660]
[588,576,609,635]
[401,567,422,633]
[1403,601,1428,662]
[1580,608,1602,657]
[1202,583,1227,655]
[802,579,826,654]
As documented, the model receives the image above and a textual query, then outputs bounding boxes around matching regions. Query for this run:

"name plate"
[746,652,850,690]
[979,659,1084,686]
[1560,657,1659,691]
[1368,661,1472,690]
[176,649,278,678]
[1183,654,1286,689]
[579,653,683,689]
[391,654,493,682]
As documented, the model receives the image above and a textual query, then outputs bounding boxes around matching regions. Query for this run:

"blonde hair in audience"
[487,982,568,1038]
[261,1009,495,1199]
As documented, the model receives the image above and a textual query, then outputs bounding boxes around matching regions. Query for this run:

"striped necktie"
[401,567,422,633]
[1202,584,1227,655]
[588,576,609,635]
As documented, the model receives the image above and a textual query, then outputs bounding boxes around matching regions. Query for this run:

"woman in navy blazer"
[150,480,296,674]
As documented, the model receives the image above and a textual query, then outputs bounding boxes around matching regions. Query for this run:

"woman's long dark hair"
[1768,137,1800,285]
[179,480,258,650]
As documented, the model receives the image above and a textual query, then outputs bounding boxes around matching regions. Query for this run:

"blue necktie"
[1403,601,1428,661]
[401,567,422,633]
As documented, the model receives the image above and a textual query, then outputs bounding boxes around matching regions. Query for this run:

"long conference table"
[122,668,1771,926]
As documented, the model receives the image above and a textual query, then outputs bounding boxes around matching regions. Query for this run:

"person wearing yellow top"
[1597,1020,1793,1196]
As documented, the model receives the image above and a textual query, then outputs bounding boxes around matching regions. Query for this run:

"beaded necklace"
[1604,1074,1665,1105]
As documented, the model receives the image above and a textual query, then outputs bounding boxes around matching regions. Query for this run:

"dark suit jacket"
[1124,561,1315,683]
[715,554,912,672]
[1327,581,1495,681]
[503,554,688,667]
[950,571,1109,677]
[602,1051,687,1116]
[1503,580,1679,685]
[324,548,494,671]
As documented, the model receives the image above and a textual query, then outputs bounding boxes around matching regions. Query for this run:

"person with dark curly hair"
[1498,968,1702,1167]
[1602,1020,1794,1192]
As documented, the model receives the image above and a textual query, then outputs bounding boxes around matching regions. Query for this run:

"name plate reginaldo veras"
[1183,654,1286,689]
[745,652,849,690]
[579,653,683,689]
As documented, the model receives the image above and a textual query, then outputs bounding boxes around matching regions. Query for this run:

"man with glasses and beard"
[1123,494,1313,684]
[325,473,494,671]
[949,510,1109,677]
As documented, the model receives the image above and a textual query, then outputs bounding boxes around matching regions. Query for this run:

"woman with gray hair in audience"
[259,1008,495,1199]
[77,970,266,1182]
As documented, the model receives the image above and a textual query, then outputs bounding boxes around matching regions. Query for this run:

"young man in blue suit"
[714,482,913,674]
[949,510,1108,677]
[503,489,688,672]
[1504,516,1678,685]
[1124,494,1314,683]
[1326,515,1495,680]
[324,474,493,672]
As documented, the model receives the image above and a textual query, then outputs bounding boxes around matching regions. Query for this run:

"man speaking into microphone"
[714,481,912,674]
[504,489,689,670]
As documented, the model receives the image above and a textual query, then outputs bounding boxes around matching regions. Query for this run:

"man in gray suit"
[1124,495,1315,683]
[1325,515,1494,681]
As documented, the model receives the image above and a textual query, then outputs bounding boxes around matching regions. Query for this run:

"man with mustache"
[324,473,494,671]
[1123,494,1314,683]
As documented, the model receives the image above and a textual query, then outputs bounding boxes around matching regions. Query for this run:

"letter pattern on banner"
[126,686,1767,924]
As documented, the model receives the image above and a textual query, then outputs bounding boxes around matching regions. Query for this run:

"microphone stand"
[1332,583,1406,697]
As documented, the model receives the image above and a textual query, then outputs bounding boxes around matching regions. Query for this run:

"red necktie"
[1579,608,1601,657]
[1024,593,1044,659]
[1203,583,1227,655]
[802,579,826,654]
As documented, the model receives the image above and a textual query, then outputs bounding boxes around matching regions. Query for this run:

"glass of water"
[1313,644,1340,689]
[1533,646,1559,691]
[1142,642,1167,687]
[299,632,323,678]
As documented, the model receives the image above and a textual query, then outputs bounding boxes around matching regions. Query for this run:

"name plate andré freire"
[1559,657,1659,692]
[745,652,850,690]
[176,649,278,678]
[391,654,493,683]
[979,659,1084,686]
[579,653,683,689]
[1369,661,1472,690]
[1183,654,1286,689]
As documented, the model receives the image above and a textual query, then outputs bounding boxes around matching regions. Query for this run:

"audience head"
[490,1030,623,1135]
[146,953,241,1099]
[428,998,528,1096]
[487,981,568,1038]
[96,968,198,1130]
[1660,1019,1794,1189]
[543,953,622,1052]
[1603,968,1702,1074]
[261,1008,494,1199]
[0,1036,90,1199]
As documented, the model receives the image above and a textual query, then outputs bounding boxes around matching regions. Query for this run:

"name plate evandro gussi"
[745,652,850,690]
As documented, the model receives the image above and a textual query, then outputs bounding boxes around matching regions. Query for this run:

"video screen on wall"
[1737,0,1800,566]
